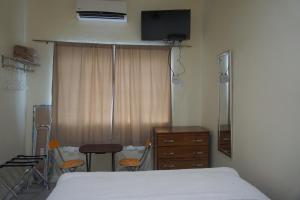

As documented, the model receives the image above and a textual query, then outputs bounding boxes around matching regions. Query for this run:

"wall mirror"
[218,50,232,157]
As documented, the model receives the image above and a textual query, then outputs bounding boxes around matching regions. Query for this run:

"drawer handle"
[193,151,203,155]
[192,163,204,167]
[163,139,175,143]
[164,152,175,156]
[192,139,203,143]
[223,138,230,141]
[163,164,176,168]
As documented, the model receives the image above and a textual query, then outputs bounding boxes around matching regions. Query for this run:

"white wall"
[0,0,26,164]
[0,0,27,198]
[25,0,206,150]
[24,0,206,170]
[202,0,300,199]
[3,1,299,199]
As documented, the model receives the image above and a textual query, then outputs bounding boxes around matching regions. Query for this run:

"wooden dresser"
[153,126,210,170]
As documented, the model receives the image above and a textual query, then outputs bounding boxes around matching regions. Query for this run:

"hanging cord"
[175,45,186,76]
[168,47,175,76]
[168,41,186,77]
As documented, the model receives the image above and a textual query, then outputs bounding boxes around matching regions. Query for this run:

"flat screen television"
[141,10,191,41]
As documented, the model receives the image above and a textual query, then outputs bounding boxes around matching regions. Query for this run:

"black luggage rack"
[0,155,49,199]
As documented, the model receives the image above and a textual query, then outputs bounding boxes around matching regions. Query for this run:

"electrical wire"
[168,41,186,77]
[168,47,175,76]
[176,46,186,76]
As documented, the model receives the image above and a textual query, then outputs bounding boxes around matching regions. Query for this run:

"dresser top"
[154,126,209,133]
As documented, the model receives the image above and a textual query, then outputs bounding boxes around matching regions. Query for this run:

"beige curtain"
[113,46,171,145]
[52,43,113,146]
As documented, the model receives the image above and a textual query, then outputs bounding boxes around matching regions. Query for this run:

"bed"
[47,167,269,200]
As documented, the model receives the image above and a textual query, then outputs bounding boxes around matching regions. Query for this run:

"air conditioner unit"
[76,0,127,22]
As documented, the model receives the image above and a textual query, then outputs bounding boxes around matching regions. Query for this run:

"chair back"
[48,139,59,150]
[48,139,65,163]
[138,139,152,168]
[144,139,152,149]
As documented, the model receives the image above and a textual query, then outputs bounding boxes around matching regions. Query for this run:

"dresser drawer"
[153,127,210,170]
[158,159,208,170]
[157,146,208,159]
[157,133,208,147]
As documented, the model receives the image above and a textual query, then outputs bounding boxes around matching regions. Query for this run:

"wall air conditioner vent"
[76,0,127,22]
[77,11,126,20]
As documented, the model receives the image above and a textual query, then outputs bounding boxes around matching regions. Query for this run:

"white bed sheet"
[47,167,269,200]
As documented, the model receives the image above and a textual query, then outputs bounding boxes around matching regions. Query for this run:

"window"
[52,43,171,146]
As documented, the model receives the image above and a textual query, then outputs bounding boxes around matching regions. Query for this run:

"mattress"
[47,167,269,200]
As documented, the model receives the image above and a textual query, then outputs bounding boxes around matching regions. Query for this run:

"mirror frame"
[217,50,233,158]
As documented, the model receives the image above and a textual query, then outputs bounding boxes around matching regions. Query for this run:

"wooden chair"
[119,139,152,171]
[48,139,84,173]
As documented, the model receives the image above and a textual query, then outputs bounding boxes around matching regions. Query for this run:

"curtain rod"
[32,39,192,48]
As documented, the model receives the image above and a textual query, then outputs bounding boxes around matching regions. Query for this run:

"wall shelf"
[1,55,40,72]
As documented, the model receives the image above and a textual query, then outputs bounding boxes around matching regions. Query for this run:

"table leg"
[85,154,89,172]
[88,153,92,172]
[112,153,115,172]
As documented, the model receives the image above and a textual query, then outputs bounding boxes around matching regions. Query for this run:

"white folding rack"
[1,55,40,72]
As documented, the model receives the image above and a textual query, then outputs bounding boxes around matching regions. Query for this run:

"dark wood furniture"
[79,144,123,172]
[153,126,210,170]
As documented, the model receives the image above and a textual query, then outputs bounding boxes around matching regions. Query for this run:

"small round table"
[79,144,123,172]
